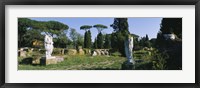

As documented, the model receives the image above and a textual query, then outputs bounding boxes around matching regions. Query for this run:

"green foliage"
[84,30,92,48]
[18,18,31,47]
[133,48,169,70]
[104,34,111,49]
[87,30,92,48]
[80,25,92,31]
[53,33,69,48]
[150,38,156,48]
[160,18,182,38]
[93,24,108,33]
[93,38,98,49]
[145,34,149,41]
[111,32,128,56]
[84,31,87,48]
[19,18,68,36]
[18,18,69,48]
[151,50,168,70]
[110,18,130,56]
[156,18,182,48]
[80,25,92,48]
[70,28,78,48]
[70,28,84,48]
[156,32,164,47]
[133,49,152,62]
[45,21,69,30]
[133,37,141,50]
[135,61,153,70]
[110,18,129,32]
[21,29,44,47]
[138,35,152,48]
[155,18,182,70]
[145,41,151,48]
[156,40,182,70]
[76,33,84,47]
[97,32,104,49]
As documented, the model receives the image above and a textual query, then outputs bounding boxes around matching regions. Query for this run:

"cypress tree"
[97,32,104,49]
[145,34,149,41]
[93,38,97,49]
[80,25,92,48]
[104,34,111,48]
[87,30,92,48]
[84,31,88,48]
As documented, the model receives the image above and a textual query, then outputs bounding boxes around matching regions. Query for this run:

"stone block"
[32,58,40,64]
[78,49,85,55]
[67,49,77,55]
[92,51,97,56]
[55,56,64,62]
[32,55,42,64]
[91,49,110,56]
[18,50,27,57]
[40,56,64,65]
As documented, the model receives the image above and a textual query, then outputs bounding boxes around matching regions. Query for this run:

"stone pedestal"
[18,50,27,57]
[121,61,135,70]
[40,56,64,65]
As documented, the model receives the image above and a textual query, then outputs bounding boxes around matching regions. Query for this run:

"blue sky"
[30,17,162,41]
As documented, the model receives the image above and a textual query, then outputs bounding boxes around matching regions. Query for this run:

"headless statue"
[124,35,134,65]
[44,34,54,58]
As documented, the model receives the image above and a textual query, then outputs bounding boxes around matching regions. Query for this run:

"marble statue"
[124,35,134,65]
[44,34,54,58]
[40,34,64,65]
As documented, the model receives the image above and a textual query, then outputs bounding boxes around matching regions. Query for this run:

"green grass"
[18,55,126,70]
[133,49,151,60]
[18,47,168,70]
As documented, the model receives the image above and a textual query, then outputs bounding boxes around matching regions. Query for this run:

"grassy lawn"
[18,48,166,70]
[18,55,126,70]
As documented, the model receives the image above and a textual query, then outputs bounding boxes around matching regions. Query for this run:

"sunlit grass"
[18,48,169,70]
[18,55,126,70]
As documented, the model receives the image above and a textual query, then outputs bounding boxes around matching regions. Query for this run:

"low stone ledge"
[40,56,64,65]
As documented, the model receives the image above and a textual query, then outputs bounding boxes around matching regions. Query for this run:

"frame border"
[0,0,200,88]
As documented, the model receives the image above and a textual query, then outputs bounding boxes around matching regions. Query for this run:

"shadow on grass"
[19,57,33,65]
[120,60,154,70]
[85,68,120,70]
[19,57,42,66]
[121,61,135,70]
[135,61,153,70]
[85,61,153,70]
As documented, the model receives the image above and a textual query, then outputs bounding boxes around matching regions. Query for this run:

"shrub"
[135,61,153,70]
[66,49,77,55]
[151,50,168,70]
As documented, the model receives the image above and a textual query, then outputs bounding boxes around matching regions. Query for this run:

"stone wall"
[18,47,110,56]
[18,47,34,57]
[92,49,110,56]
